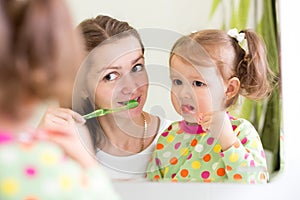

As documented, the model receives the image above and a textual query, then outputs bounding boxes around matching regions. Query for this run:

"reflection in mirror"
[65,0,281,182]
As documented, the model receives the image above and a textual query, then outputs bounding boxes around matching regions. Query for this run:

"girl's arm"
[200,113,268,183]
[220,119,269,183]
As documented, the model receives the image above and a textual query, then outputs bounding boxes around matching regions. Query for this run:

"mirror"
[65,0,282,183]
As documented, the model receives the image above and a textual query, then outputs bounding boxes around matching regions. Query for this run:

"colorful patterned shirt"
[146,116,269,183]
[0,131,120,200]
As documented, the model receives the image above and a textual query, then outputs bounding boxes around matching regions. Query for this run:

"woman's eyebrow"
[104,66,122,70]
[97,66,121,74]
[131,55,144,64]
[96,54,144,73]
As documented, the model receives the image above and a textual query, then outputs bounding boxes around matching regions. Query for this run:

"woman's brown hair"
[77,15,144,53]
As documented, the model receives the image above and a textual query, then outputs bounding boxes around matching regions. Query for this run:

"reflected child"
[146,28,274,183]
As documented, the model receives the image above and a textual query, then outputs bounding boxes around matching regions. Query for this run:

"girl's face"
[170,55,225,123]
[87,36,148,119]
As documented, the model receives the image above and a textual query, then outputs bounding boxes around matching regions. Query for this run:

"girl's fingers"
[201,118,212,131]
[196,112,204,124]
[197,111,219,131]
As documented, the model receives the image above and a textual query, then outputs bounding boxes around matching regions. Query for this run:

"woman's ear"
[225,77,240,99]
[81,88,89,99]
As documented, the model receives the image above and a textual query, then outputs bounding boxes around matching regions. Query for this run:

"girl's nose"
[178,84,192,99]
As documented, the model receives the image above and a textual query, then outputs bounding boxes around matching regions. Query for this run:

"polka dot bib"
[146,117,269,183]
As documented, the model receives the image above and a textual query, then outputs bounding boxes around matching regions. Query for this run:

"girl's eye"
[104,72,119,81]
[131,64,144,72]
[173,79,182,85]
[192,80,206,87]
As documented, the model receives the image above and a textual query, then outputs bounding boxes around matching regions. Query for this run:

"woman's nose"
[119,74,139,95]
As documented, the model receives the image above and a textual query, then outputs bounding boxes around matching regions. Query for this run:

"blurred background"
[63,0,282,179]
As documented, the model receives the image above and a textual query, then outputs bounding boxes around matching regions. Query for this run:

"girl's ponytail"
[236,29,275,100]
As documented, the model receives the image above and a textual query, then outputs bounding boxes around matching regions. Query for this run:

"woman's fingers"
[47,108,79,121]
[46,113,69,126]
[41,107,85,126]
[38,107,86,140]
[36,107,95,168]
[71,111,86,124]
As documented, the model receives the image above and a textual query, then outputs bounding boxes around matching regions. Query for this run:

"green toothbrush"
[83,99,139,120]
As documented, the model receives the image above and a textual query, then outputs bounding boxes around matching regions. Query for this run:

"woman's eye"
[104,72,119,81]
[192,81,206,87]
[131,64,144,72]
[173,79,182,85]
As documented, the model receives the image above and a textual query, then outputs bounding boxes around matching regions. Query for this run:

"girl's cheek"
[196,93,213,113]
[171,92,181,113]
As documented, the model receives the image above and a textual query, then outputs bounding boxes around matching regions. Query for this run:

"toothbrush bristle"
[126,100,139,109]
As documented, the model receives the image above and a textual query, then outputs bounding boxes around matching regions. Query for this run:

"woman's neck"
[97,112,159,156]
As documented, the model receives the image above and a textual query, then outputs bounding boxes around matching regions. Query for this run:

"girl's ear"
[225,77,240,99]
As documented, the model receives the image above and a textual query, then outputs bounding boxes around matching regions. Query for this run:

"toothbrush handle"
[83,100,138,120]
[83,109,108,119]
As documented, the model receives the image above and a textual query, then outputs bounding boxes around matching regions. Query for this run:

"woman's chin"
[115,107,144,119]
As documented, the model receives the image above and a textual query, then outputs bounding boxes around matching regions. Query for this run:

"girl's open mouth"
[181,104,196,114]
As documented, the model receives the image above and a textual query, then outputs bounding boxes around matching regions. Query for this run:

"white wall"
[66,0,217,33]
[65,0,228,121]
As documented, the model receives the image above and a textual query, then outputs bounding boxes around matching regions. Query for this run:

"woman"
[41,15,172,180]
[0,0,119,199]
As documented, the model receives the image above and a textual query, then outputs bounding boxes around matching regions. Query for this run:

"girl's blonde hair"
[0,0,83,118]
[170,29,275,107]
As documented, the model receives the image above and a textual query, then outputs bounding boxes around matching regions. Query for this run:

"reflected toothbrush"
[83,100,139,120]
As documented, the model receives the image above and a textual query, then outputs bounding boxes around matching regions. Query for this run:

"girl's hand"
[196,111,237,150]
[196,111,225,136]
[37,107,97,168]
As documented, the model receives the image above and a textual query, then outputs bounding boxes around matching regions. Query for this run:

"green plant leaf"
[237,0,251,29]
[209,0,222,20]
[230,0,251,29]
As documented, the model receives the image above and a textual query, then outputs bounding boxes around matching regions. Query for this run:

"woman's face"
[170,55,225,123]
[87,36,148,119]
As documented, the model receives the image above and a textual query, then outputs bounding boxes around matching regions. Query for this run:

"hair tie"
[227,28,248,53]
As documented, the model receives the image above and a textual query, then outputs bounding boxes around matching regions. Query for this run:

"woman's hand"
[37,107,97,168]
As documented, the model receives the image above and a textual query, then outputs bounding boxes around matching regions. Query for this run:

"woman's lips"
[118,96,141,106]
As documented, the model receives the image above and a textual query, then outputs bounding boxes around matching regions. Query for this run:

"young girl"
[0,0,119,199]
[146,28,273,183]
